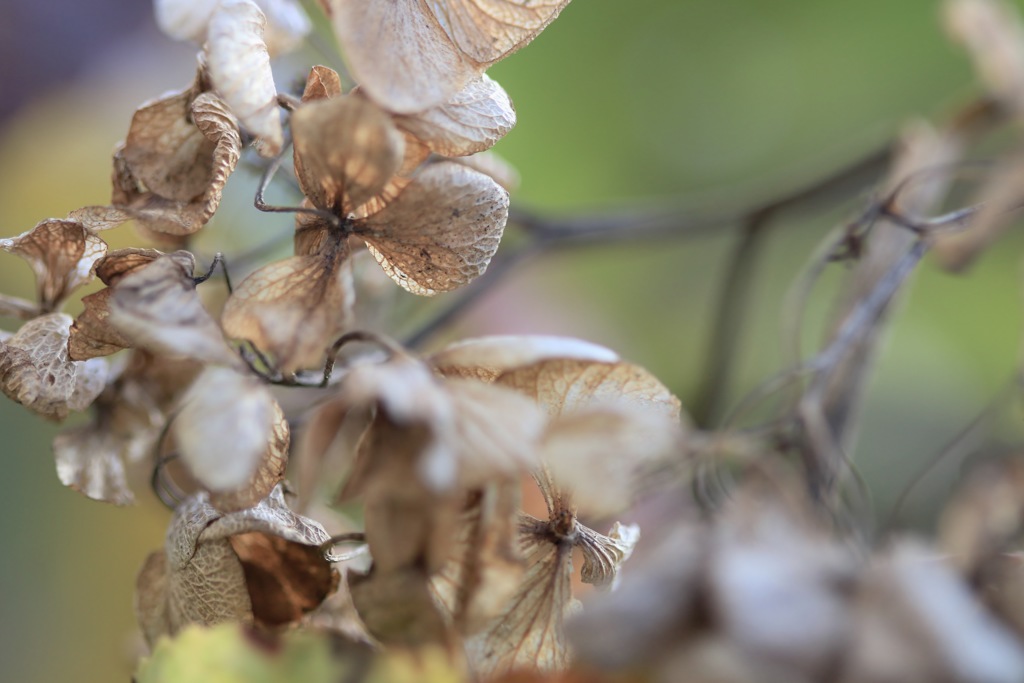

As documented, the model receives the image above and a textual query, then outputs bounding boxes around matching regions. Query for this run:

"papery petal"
[292,95,406,215]
[425,0,573,65]
[394,75,516,157]
[357,161,508,295]
[330,0,475,114]
[432,335,618,383]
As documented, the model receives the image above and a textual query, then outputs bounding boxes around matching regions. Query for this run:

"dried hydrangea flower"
[135,485,338,648]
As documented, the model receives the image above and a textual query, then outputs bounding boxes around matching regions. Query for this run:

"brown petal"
[467,531,577,677]
[173,366,278,493]
[425,0,573,65]
[431,335,618,383]
[0,313,109,420]
[206,0,284,156]
[329,0,476,114]
[66,205,132,232]
[395,75,516,157]
[292,95,406,215]
[209,400,290,513]
[107,255,242,366]
[116,93,241,235]
[220,247,353,374]
[0,219,107,311]
[68,289,131,360]
[97,248,188,286]
[135,550,172,648]
[302,64,343,102]
[357,161,509,295]
[450,150,521,192]
[496,358,682,421]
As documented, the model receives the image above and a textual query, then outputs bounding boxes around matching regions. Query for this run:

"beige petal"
[208,400,290,513]
[253,0,312,56]
[496,358,682,421]
[425,0,573,65]
[66,205,132,232]
[357,161,509,295]
[0,219,107,311]
[302,64,342,102]
[541,407,685,518]
[173,365,277,492]
[206,0,284,156]
[97,248,187,286]
[292,95,406,214]
[432,335,618,382]
[53,421,135,505]
[330,0,476,114]
[107,255,242,366]
[467,530,577,677]
[395,75,516,157]
[220,248,352,374]
[576,522,638,589]
[0,313,108,420]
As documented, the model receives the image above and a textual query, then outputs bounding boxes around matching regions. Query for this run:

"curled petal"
[0,219,107,311]
[54,422,135,505]
[577,522,639,589]
[302,65,342,102]
[208,401,290,513]
[395,75,516,157]
[357,162,509,295]
[207,0,284,156]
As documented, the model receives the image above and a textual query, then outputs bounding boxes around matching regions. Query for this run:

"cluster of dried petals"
[135,485,338,647]
[430,336,683,677]
[112,77,243,236]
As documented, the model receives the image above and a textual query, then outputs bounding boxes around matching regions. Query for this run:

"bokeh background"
[2,0,1023,680]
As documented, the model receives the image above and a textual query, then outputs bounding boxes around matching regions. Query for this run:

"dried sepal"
[302,65,343,102]
[450,150,521,192]
[467,529,578,677]
[0,313,108,420]
[348,567,452,646]
[357,161,509,295]
[425,0,573,66]
[53,419,135,506]
[107,254,242,367]
[115,90,241,235]
[577,522,639,589]
[208,400,290,513]
[0,218,108,311]
[291,95,406,215]
[221,244,353,374]
[206,0,284,156]
[394,75,517,157]
[172,365,279,493]
[137,486,336,647]
[66,205,133,232]
[432,335,618,383]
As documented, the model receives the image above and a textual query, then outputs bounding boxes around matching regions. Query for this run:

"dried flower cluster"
[11,0,1024,680]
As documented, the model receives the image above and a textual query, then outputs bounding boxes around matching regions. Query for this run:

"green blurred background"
[2,0,1023,680]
